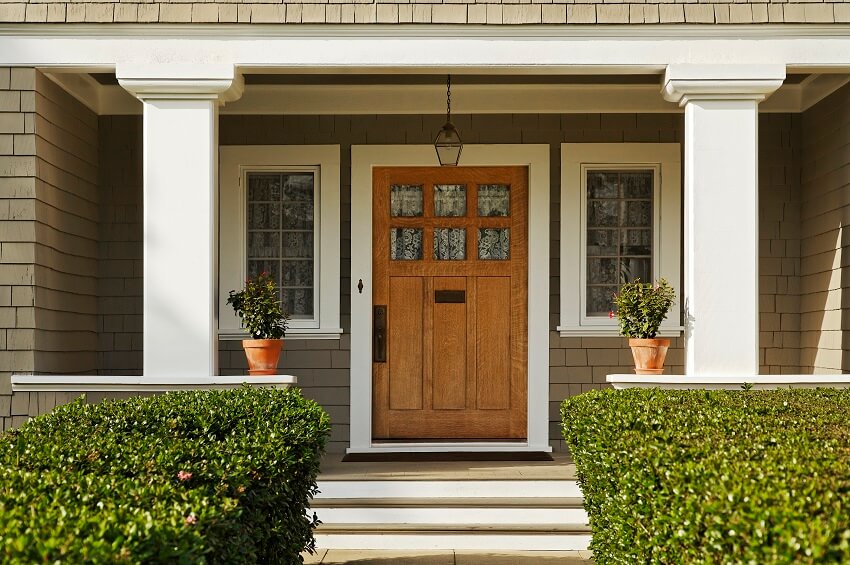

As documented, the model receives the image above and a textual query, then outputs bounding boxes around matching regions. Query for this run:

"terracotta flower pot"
[242,338,283,376]
[628,338,670,375]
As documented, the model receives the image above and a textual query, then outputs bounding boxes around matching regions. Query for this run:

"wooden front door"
[372,166,528,440]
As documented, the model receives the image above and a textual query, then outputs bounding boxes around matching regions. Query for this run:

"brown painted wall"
[800,84,850,373]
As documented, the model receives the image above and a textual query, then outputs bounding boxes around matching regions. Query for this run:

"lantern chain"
[446,74,452,123]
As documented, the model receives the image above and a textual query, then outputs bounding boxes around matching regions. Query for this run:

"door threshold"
[347,443,553,454]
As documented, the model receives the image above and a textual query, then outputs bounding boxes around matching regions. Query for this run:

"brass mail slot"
[435,290,465,303]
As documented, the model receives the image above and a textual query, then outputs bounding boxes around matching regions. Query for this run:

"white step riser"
[317,480,582,499]
[313,533,592,551]
[316,507,587,526]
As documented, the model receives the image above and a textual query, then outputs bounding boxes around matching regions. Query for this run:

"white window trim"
[219,145,342,340]
[558,143,683,338]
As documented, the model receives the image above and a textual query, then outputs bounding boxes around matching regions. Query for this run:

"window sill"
[11,375,297,392]
[218,328,344,341]
[557,326,684,338]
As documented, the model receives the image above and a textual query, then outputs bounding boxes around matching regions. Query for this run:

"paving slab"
[317,550,455,564]
[455,550,593,563]
[302,549,328,564]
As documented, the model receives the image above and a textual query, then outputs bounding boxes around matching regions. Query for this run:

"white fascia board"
[2,27,850,70]
[11,374,297,392]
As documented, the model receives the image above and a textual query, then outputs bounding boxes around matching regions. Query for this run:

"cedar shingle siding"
[0,1,848,25]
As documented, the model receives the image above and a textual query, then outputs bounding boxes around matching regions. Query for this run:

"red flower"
[608,310,615,319]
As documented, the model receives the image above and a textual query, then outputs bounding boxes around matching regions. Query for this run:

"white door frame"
[349,144,550,453]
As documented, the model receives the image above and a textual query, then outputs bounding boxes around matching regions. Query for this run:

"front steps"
[311,456,590,551]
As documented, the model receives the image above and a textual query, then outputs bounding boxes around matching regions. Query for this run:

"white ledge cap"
[607,374,850,390]
[662,64,786,106]
[11,374,296,392]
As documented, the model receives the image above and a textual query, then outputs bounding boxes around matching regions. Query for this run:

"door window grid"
[585,170,653,316]
[389,182,512,262]
[246,171,316,319]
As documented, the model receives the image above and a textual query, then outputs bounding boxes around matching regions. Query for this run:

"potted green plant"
[611,278,676,375]
[227,271,289,375]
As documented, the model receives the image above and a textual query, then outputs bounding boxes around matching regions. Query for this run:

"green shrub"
[0,386,330,564]
[562,388,850,564]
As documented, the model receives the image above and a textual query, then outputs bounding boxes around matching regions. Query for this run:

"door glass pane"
[391,184,424,217]
[391,228,423,260]
[434,228,466,260]
[478,228,510,260]
[434,184,467,217]
[477,184,510,217]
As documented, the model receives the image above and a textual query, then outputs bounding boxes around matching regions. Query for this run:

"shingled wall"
[0,1,848,25]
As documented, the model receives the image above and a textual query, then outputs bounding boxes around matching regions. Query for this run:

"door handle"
[373,305,387,363]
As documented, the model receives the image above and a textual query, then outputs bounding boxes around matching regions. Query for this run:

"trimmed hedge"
[0,387,330,564]
[562,388,850,564]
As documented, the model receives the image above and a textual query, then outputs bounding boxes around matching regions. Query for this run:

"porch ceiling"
[49,71,847,116]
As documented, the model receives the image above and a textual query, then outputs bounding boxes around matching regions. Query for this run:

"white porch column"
[663,65,784,376]
[118,65,243,377]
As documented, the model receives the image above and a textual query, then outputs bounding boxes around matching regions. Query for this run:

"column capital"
[116,63,244,104]
[662,64,786,107]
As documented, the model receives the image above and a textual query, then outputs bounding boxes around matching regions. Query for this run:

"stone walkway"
[303,550,593,563]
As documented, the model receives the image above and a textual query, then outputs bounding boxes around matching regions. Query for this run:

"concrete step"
[316,523,591,533]
[312,497,585,508]
[312,531,593,551]
[316,479,582,499]
[314,506,587,526]
[312,478,590,551]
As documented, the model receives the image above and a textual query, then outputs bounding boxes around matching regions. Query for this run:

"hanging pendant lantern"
[434,75,463,166]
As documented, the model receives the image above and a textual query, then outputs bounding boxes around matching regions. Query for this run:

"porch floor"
[318,453,576,481]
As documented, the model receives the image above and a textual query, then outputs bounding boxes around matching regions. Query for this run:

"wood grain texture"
[372,166,528,440]
[476,276,511,410]
[433,277,467,410]
[388,276,424,410]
